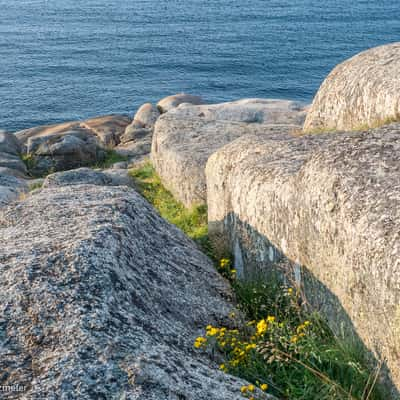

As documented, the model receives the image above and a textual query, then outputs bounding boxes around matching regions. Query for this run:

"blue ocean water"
[0,0,399,132]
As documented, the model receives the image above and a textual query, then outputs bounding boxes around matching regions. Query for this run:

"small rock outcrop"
[304,42,400,132]
[134,103,160,127]
[0,131,28,207]
[115,104,160,160]
[15,115,131,175]
[151,99,307,207]
[206,123,400,395]
[0,183,274,399]
[157,93,204,113]
[42,167,134,189]
[0,174,28,208]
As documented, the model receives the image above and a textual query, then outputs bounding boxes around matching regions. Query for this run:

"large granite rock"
[304,42,400,132]
[157,93,204,114]
[0,184,274,400]
[206,123,400,396]
[151,99,307,207]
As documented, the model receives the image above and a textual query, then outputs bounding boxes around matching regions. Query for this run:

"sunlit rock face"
[0,182,277,399]
[152,99,306,207]
[206,123,400,396]
[304,42,400,132]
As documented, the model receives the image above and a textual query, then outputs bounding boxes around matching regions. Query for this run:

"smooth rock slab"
[0,131,22,155]
[304,42,400,132]
[206,124,400,396]
[134,103,160,128]
[157,93,204,113]
[42,168,134,189]
[16,115,131,149]
[151,99,306,207]
[0,185,273,400]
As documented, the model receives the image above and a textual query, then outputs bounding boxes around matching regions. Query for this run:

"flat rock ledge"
[0,183,273,400]
[151,99,307,208]
[304,42,400,132]
[206,124,400,396]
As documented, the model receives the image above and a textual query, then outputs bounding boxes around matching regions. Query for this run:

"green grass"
[21,153,37,173]
[28,181,43,191]
[228,276,387,400]
[129,161,388,400]
[129,162,212,255]
[94,149,128,169]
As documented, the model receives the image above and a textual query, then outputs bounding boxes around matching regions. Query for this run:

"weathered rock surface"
[42,167,134,189]
[151,99,306,207]
[206,123,400,395]
[0,174,28,208]
[30,132,105,175]
[0,131,22,156]
[14,115,131,174]
[134,103,160,128]
[0,184,275,400]
[157,93,204,113]
[114,104,160,159]
[81,115,132,147]
[304,42,400,132]
[16,115,131,149]
[0,131,28,207]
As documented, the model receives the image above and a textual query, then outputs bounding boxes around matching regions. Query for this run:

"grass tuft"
[94,149,128,169]
[129,162,212,255]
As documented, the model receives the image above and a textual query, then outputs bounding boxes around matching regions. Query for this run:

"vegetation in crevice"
[94,149,128,169]
[129,162,212,256]
[129,162,387,400]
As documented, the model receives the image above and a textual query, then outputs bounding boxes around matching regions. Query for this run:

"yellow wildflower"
[219,364,227,371]
[245,343,257,351]
[240,386,247,393]
[260,383,268,391]
[206,326,219,336]
[247,384,255,392]
[194,336,206,348]
[267,315,275,323]
[290,335,299,343]
[229,311,236,319]
[256,319,268,335]
[287,288,293,295]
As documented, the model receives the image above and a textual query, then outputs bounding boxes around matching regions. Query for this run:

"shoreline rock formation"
[1,39,400,396]
[304,42,400,132]
[0,176,274,399]
[151,99,307,207]
[0,131,28,206]
[206,123,400,395]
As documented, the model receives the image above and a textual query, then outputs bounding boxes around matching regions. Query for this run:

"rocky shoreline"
[1,43,400,398]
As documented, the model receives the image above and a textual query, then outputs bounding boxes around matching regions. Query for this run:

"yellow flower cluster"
[240,382,268,399]
[218,258,237,279]
[194,290,313,399]
[194,336,206,348]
